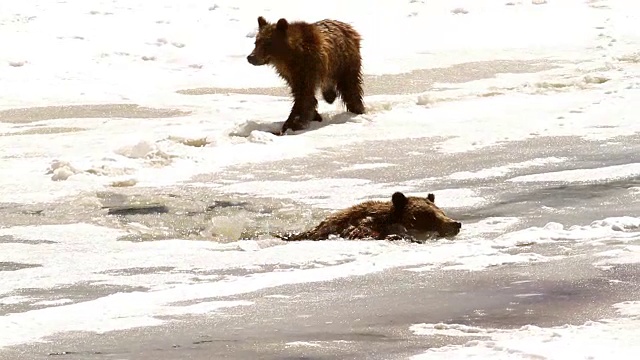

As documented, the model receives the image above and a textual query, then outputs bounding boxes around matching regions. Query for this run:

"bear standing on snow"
[247,16,365,134]
[280,192,462,241]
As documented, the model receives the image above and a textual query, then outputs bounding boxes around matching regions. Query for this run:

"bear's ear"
[257,16,268,29]
[427,193,435,203]
[276,18,289,32]
[392,192,408,211]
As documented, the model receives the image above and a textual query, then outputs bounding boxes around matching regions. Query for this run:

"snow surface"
[411,301,640,360]
[1,216,639,347]
[1,0,640,353]
[2,0,640,202]
[509,163,640,184]
[0,220,542,347]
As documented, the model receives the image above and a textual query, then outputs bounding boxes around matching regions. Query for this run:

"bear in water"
[280,192,462,241]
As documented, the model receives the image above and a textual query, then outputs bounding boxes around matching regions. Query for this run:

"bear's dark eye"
[263,39,273,47]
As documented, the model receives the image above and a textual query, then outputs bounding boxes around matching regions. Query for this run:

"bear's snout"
[439,220,462,237]
[247,53,266,66]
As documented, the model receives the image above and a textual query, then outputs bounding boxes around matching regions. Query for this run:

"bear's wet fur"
[247,16,365,134]
[280,192,462,241]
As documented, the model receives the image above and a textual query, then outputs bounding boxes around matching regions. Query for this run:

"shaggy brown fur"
[280,192,462,241]
[247,16,365,134]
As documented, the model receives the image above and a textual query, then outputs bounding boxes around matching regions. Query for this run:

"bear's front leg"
[281,85,318,135]
[381,223,413,241]
[343,225,380,240]
[313,110,323,122]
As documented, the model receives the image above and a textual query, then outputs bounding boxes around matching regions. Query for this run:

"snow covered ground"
[411,301,640,360]
[1,0,640,358]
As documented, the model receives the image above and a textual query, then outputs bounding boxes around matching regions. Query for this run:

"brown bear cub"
[280,192,462,241]
[247,16,365,134]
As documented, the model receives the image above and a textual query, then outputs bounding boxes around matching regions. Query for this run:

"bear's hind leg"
[337,64,365,115]
[316,83,337,123]
[321,83,338,104]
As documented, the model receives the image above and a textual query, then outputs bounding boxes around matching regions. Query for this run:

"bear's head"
[247,16,290,66]
[391,192,462,238]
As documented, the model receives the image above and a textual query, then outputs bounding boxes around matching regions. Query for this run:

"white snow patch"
[410,323,490,337]
[0,296,31,305]
[264,294,291,299]
[229,120,282,138]
[114,140,173,163]
[286,341,322,348]
[0,298,252,348]
[33,299,74,306]
[115,141,160,159]
[514,293,544,298]
[441,252,553,271]
[411,301,640,359]
[47,160,81,181]
[247,130,278,144]
[508,163,640,183]
[448,157,567,180]
[594,245,640,267]
[614,301,640,317]
[492,217,640,249]
[339,163,396,171]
